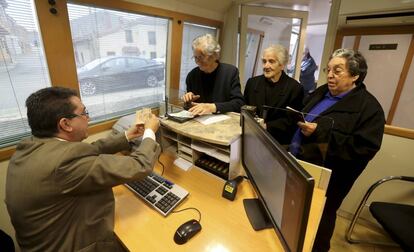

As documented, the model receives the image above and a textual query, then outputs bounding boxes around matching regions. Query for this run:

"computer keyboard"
[125,173,189,216]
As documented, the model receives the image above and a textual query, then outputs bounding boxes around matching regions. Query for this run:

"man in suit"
[6,87,161,251]
[244,44,304,144]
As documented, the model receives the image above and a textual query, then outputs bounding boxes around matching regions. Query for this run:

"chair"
[346,176,414,251]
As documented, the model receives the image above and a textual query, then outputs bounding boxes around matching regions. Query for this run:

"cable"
[158,156,165,176]
[171,207,202,223]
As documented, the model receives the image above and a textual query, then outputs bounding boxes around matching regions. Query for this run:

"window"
[67,3,168,122]
[0,0,51,147]
[125,29,133,43]
[101,58,125,71]
[179,22,217,93]
[126,58,146,68]
[148,31,156,45]
[150,51,156,59]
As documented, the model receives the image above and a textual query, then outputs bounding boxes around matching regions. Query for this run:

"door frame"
[239,5,308,85]
[246,28,265,79]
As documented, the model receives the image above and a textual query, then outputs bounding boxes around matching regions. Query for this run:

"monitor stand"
[243,198,273,231]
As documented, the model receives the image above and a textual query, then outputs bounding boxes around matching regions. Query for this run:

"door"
[239,5,308,87]
[336,26,414,130]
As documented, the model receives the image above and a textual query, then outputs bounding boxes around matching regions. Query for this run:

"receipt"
[168,110,194,118]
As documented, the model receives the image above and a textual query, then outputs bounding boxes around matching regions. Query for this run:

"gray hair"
[192,34,221,58]
[263,44,289,66]
[330,48,368,84]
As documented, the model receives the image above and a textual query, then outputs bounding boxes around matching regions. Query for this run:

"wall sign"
[369,44,398,50]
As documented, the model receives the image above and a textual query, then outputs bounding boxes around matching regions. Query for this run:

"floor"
[329,215,403,252]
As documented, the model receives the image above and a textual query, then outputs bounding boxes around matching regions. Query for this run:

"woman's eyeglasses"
[323,67,346,76]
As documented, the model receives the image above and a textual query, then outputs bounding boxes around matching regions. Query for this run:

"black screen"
[241,111,314,252]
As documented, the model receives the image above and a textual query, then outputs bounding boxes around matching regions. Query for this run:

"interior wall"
[308,0,330,23]
[221,3,239,65]
[339,0,414,15]
[340,133,414,225]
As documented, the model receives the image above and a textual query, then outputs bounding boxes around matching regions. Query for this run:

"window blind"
[179,22,217,93]
[0,0,51,147]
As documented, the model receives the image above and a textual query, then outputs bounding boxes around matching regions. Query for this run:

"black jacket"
[298,83,385,188]
[186,63,245,113]
[244,72,304,144]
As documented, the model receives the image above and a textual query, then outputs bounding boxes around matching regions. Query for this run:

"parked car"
[77,56,165,96]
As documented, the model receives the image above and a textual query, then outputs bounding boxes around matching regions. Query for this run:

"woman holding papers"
[244,44,304,144]
[290,49,385,252]
[183,34,245,115]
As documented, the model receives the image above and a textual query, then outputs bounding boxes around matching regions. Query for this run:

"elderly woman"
[290,49,385,252]
[183,34,245,115]
[244,44,303,144]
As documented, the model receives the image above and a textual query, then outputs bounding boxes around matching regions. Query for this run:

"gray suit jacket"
[6,133,160,252]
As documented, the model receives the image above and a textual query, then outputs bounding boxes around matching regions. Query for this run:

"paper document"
[191,141,230,163]
[168,110,194,118]
[174,157,193,171]
[135,108,151,124]
[195,114,230,125]
[286,106,306,123]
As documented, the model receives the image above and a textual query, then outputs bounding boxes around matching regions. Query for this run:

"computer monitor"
[241,110,314,252]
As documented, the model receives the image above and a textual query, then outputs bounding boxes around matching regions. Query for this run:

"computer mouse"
[173,219,202,245]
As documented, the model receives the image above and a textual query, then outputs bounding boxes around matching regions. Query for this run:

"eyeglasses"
[192,54,208,62]
[64,109,89,119]
[323,67,346,76]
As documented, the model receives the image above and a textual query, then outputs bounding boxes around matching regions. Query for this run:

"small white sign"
[173,157,193,171]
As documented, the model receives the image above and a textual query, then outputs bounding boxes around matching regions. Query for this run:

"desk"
[161,112,241,145]
[114,154,325,252]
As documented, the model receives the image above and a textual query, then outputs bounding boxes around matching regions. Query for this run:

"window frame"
[0,0,222,161]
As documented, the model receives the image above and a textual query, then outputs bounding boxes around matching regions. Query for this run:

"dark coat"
[298,83,385,198]
[244,72,304,144]
[186,63,245,113]
[300,56,318,93]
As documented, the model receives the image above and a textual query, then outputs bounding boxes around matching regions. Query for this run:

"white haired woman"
[244,44,304,144]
